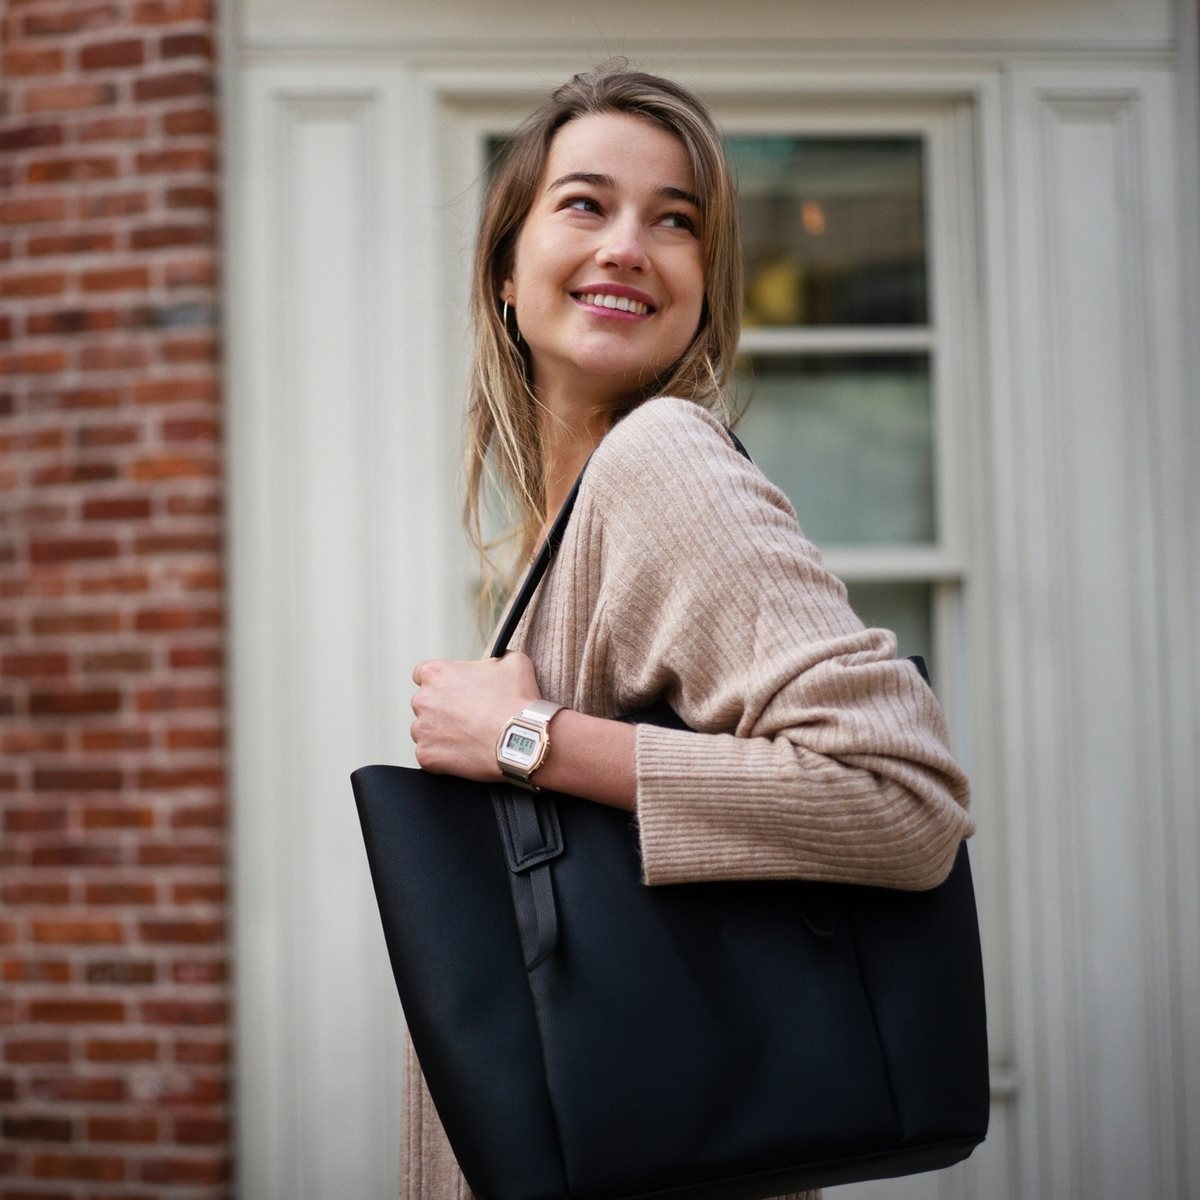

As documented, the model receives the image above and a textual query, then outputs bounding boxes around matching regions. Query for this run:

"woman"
[407,64,974,1200]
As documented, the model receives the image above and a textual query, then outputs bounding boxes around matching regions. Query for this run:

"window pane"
[845,581,933,662]
[728,136,927,326]
[733,354,935,545]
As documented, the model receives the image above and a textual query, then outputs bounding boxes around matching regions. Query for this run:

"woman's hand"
[409,651,541,780]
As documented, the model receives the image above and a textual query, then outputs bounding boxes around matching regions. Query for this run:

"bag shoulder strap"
[488,425,752,658]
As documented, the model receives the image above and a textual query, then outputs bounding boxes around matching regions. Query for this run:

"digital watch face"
[501,726,540,768]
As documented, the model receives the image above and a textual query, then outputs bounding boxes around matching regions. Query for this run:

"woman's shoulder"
[586,396,744,500]
[598,395,735,464]
[583,394,798,531]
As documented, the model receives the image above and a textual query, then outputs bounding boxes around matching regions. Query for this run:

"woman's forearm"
[533,709,637,811]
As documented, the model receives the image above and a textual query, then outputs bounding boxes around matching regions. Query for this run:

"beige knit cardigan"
[400,395,974,1200]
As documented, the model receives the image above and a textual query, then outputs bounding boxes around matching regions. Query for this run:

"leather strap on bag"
[488,421,753,970]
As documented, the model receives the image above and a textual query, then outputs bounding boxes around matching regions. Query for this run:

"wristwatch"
[496,700,563,791]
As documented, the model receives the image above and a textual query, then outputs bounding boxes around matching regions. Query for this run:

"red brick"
[4,1039,71,1064]
[21,6,121,37]
[133,70,211,102]
[3,652,70,676]
[79,343,153,370]
[168,644,222,669]
[129,455,215,481]
[77,422,141,447]
[81,496,151,522]
[139,999,225,1028]
[162,107,217,139]
[79,39,146,71]
[78,112,152,142]
[30,611,121,635]
[173,1037,226,1065]
[172,1116,226,1144]
[82,648,152,670]
[171,804,224,829]
[79,191,150,219]
[79,728,152,752]
[171,958,225,984]
[135,684,220,712]
[131,223,211,250]
[0,197,68,225]
[141,1154,228,1185]
[140,920,222,944]
[137,842,222,867]
[164,492,219,516]
[32,919,124,945]
[82,806,155,830]
[1,727,67,753]
[81,266,151,293]
[2,958,72,984]
[27,232,118,257]
[30,461,120,485]
[30,843,122,867]
[30,538,120,563]
[3,881,71,904]
[59,387,121,409]
[0,123,64,152]
[134,606,219,632]
[86,1116,158,1142]
[26,157,120,184]
[29,1152,126,1181]
[133,0,215,22]
[170,881,223,905]
[135,147,215,174]
[164,187,216,214]
[0,348,68,373]
[27,1000,124,1023]
[160,31,214,58]
[4,46,65,75]
[134,532,220,555]
[161,415,218,440]
[26,307,121,335]
[0,272,67,297]
[164,256,214,286]
[25,81,118,114]
[3,1116,74,1142]
[85,960,155,985]
[30,688,120,715]
[166,725,222,749]
[85,882,157,905]
[133,377,215,405]
[76,571,150,595]
[161,334,217,363]
[33,768,123,791]
[4,809,68,834]
[85,1040,158,1064]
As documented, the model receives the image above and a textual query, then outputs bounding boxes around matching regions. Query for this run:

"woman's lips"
[571,291,654,320]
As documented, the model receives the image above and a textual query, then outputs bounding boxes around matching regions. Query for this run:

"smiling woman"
[498,115,706,419]
[400,61,974,1200]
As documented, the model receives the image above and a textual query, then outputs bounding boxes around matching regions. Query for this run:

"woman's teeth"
[577,292,649,315]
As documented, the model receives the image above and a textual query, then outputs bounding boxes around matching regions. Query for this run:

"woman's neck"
[536,391,619,522]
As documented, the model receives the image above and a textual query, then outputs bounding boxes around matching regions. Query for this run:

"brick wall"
[1,1,229,1195]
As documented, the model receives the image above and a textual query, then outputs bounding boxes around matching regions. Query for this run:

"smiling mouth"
[572,292,654,316]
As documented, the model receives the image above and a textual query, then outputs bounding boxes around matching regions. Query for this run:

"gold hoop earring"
[502,298,522,346]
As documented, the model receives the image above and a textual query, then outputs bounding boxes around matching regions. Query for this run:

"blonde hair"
[464,63,743,620]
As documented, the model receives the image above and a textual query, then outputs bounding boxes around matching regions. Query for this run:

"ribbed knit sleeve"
[584,396,973,891]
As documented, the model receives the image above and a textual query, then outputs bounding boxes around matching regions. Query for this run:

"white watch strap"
[520,700,563,728]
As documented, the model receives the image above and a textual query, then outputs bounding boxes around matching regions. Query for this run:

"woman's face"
[501,111,706,410]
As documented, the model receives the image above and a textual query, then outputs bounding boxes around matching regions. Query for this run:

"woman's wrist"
[525,708,637,811]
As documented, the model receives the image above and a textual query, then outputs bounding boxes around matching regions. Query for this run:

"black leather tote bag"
[352,443,989,1200]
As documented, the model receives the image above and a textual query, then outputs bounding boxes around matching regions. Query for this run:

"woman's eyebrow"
[547,172,701,209]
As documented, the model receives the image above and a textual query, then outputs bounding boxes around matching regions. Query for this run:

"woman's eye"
[661,212,696,233]
[564,196,601,214]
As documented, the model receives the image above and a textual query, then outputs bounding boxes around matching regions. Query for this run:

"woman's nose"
[597,214,648,271]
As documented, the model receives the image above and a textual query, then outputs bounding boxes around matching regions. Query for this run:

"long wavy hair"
[464,63,743,623]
